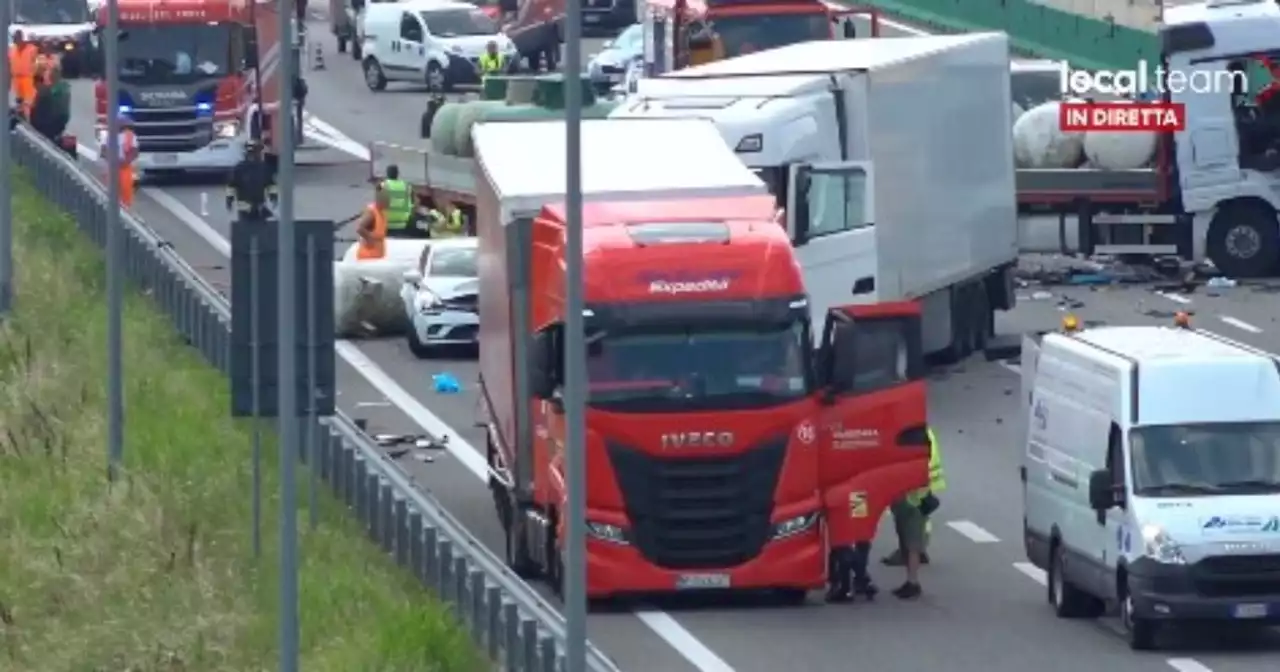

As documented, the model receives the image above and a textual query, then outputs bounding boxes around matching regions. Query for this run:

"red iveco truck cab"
[474,117,930,600]
[94,0,283,173]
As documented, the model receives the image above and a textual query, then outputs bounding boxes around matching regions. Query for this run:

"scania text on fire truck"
[93,0,283,173]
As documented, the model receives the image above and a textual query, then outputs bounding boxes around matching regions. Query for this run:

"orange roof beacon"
[94,0,284,174]
[474,117,929,601]
[640,0,880,73]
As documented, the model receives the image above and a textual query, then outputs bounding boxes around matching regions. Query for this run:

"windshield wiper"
[1137,483,1223,495]
[1215,479,1280,492]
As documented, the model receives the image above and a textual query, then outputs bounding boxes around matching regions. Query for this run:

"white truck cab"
[1021,315,1280,650]
[612,35,1018,360]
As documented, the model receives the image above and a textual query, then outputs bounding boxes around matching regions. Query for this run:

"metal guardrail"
[10,126,620,672]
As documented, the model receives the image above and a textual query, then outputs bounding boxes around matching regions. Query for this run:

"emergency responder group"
[352,163,466,259]
[826,428,946,602]
[10,30,73,146]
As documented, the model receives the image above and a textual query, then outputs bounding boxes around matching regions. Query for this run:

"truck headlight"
[214,121,239,138]
[771,512,819,540]
[586,521,628,545]
[1141,524,1186,565]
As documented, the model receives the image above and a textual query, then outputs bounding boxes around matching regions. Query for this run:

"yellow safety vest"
[381,178,412,228]
[478,52,505,75]
[907,428,945,505]
[428,208,464,237]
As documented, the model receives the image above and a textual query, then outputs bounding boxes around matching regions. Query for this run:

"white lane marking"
[304,115,372,160]
[1166,659,1214,672]
[997,361,1021,374]
[1156,291,1192,305]
[1218,315,1262,333]
[95,160,737,672]
[946,520,1000,543]
[635,611,737,672]
[1012,562,1047,586]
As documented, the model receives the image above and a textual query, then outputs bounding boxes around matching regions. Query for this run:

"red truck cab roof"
[538,195,803,305]
[100,0,256,24]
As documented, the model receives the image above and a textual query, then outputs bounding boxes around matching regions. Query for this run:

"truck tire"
[1207,199,1280,278]
[937,284,974,365]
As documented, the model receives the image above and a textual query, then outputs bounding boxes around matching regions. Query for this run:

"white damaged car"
[399,238,479,358]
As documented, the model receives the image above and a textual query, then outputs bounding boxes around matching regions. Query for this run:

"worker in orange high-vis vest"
[101,112,140,208]
[9,31,39,118]
[355,188,389,260]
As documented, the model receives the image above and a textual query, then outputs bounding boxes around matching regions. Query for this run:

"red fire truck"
[93,0,283,173]
[641,0,880,72]
[475,118,929,601]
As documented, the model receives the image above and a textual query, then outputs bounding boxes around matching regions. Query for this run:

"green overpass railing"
[863,0,1159,70]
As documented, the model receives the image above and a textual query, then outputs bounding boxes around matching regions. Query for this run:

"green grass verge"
[0,174,485,671]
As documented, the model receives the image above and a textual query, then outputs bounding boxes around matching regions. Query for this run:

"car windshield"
[421,9,497,36]
[428,247,477,277]
[612,24,642,51]
[117,23,232,81]
[704,13,830,58]
[15,0,90,25]
[587,320,811,412]
[1130,422,1280,495]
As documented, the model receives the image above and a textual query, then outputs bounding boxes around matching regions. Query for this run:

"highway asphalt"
[56,16,1280,672]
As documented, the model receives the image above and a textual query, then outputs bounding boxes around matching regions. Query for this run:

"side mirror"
[530,332,555,399]
[1088,469,1116,510]
[403,269,422,285]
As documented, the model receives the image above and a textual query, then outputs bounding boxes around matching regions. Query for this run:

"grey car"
[587,23,642,90]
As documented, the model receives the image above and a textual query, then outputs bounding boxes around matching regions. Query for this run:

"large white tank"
[1082,102,1158,169]
[1013,101,1084,168]
[334,239,431,338]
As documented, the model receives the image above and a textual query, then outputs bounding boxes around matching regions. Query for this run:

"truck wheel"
[1120,579,1159,650]
[1048,542,1102,618]
[1207,199,1280,278]
[363,58,387,91]
[937,285,972,365]
[337,35,348,54]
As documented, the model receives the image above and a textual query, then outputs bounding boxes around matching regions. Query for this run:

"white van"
[360,0,516,92]
[1021,315,1280,650]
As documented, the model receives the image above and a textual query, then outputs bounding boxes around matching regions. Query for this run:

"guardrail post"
[365,473,380,542]
[520,620,538,672]
[539,636,557,672]
[353,455,367,517]
[439,540,454,602]
[470,571,485,647]
[486,585,501,660]
[454,557,469,625]
[424,525,440,589]
[394,496,409,566]
[380,482,396,552]
[409,509,424,579]
[503,601,519,672]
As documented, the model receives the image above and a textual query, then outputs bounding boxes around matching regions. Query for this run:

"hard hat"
[1062,315,1080,332]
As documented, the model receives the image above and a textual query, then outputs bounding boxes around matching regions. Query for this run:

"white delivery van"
[1021,315,1280,650]
[360,0,516,92]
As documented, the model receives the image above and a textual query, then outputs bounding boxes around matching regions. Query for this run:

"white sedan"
[399,238,479,358]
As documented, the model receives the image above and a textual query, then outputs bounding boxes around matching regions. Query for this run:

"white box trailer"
[613,34,1020,360]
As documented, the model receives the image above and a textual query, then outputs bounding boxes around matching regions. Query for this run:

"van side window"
[400,12,423,42]
[1106,424,1125,508]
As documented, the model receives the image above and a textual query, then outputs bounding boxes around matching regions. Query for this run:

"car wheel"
[407,326,434,359]
[363,58,387,91]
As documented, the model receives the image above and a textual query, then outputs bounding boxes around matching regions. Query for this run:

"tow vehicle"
[93,0,285,173]
[9,0,99,78]
[1021,312,1280,649]
[612,34,1019,361]
[639,0,879,73]
[475,116,930,600]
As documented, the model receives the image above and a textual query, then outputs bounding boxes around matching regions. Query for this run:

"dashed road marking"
[1012,562,1048,586]
[1218,315,1262,333]
[1167,658,1214,672]
[947,520,1000,543]
[1157,291,1192,305]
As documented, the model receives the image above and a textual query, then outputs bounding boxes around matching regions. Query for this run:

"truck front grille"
[1193,554,1280,597]
[130,106,212,153]
[606,437,785,569]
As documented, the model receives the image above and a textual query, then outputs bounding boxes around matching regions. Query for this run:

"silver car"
[587,23,642,89]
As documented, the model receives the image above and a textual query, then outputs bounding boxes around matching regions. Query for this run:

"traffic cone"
[312,40,325,71]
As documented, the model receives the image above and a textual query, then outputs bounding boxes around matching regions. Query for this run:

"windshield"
[704,14,829,58]
[1010,68,1062,111]
[587,320,811,412]
[428,247,477,277]
[420,9,497,36]
[613,24,642,51]
[1130,422,1280,496]
[15,0,90,25]
[118,23,232,81]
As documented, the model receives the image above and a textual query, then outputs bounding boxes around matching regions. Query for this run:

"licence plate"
[151,153,178,165]
[1233,603,1267,619]
[584,14,600,23]
[676,573,730,590]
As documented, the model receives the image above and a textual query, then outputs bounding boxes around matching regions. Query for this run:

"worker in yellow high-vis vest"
[380,164,419,238]
[478,40,506,82]
[426,205,466,238]
[885,427,945,600]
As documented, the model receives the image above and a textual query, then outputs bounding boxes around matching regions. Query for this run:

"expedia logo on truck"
[640,270,741,295]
